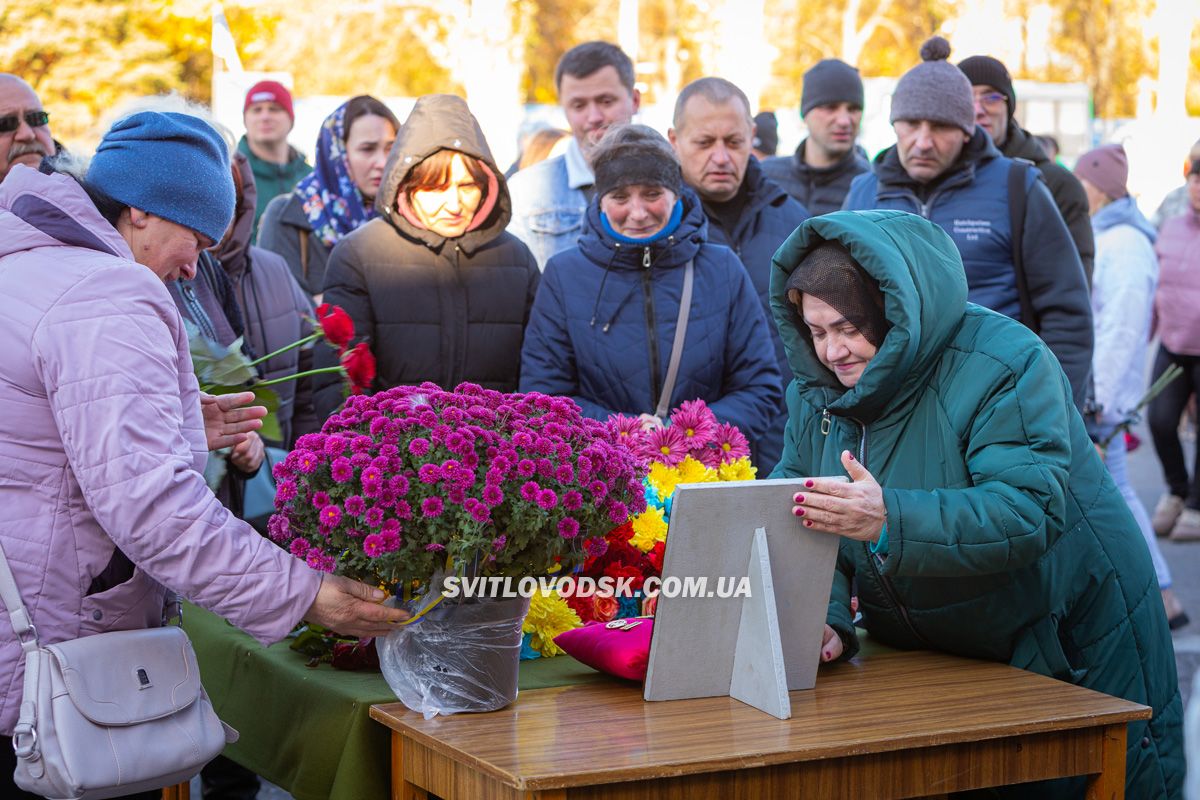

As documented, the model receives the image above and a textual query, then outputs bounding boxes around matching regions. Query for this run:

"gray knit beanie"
[889,37,975,135]
[801,59,864,117]
[591,124,683,199]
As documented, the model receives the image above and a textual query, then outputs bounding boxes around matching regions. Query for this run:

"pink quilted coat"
[0,166,321,734]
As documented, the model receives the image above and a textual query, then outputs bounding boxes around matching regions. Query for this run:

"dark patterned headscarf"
[785,240,890,348]
[294,102,374,249]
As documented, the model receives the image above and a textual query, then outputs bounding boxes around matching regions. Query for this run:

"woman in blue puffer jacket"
[519,124,781,446]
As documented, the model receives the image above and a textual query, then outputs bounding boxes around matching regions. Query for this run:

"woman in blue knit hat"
[0,111,408,799]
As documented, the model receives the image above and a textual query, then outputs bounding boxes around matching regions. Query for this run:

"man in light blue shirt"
[508,42,640,269]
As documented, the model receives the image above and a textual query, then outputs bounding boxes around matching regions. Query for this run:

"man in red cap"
[236,80,310,238]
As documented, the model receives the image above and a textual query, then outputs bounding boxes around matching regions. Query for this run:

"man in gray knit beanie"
[887,36,975,184]
[842,35,1095,413]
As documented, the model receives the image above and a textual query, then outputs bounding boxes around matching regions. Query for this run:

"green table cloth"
[184,603,609,800]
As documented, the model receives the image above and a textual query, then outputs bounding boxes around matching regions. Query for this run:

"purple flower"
[418,463,441,484]
[421,497,444,518]
[275,479,297,504]
[536,489,558,510]
[562,490,583,511]
[393,499,413,520]
[350,452,371,468]
[465,499,491,524]
[606,500,629,525]
[425,543,446,552]
[322,436,346,456]
[520,481,540,502]
[482,484,504,507]
[319,504,342,527]
[584,536,609,558]
[306,551,336,573]
[370,416,389,436]
[555,464,575,483]
[390,475,411,495]
[589,480,608,500]
[447,487,466,505]
[295,451,319,474]
[558,517,580,539]
[311,492,330,509]
[344,495,366,517]
[288,538,310,558]
[516,459,536,477]
[363,534,385,558]
[492,535,507,551]
[446,432,468,454]
[330,457,354,483]
[365,507,385,528]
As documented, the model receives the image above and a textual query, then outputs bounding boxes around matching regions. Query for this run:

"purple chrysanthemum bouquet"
[268,382,646,595]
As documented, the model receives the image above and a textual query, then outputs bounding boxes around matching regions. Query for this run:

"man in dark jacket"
[844,37,1093,411]
[669,77,808,471]
[762,59,871,216]
[958,55,1094,282]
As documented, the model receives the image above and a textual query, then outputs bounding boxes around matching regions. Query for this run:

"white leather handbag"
[0,542,236,799]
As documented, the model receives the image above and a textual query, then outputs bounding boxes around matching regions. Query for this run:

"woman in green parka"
[770,209,1182,799]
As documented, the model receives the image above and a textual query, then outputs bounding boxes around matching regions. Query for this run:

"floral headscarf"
[295,102,375,249]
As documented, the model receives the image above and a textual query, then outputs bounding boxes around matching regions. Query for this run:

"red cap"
[243,80,294,121]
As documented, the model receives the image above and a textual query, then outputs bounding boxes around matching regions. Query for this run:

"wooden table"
[370,648,1151,800]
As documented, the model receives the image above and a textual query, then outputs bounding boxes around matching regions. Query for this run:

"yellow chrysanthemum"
[676,455,717,485]
[717,457,757,483]
[646,461,681,502]
[630,506,669,552]
[522,588,581,657]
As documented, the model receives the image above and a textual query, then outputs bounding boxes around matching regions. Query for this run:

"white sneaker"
[1154,495,1185,537]
[1170,508,1200,541]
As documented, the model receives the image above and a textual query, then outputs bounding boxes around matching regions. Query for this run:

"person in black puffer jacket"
[313,95,540,422]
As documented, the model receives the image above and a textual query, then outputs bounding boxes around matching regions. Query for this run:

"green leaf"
[254,386,283,442]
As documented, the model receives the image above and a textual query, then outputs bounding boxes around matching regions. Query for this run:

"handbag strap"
[0,539,39,651]
[655,259,694,418]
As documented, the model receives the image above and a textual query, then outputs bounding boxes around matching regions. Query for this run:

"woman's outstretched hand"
[304,574,411,638]
[201,391,267,451]
[792,450,886,543]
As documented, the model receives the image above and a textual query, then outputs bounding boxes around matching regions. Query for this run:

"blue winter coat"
[520,191,783,444]
[843,129,1094,410]
[704,158,809,471]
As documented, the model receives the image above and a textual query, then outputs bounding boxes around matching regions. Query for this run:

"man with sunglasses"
[958,56,1094,282]
[0,75,55,183]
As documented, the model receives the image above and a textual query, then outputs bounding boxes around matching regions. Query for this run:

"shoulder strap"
[1007,160,1039,333]
[299,229,310,283]
[0,540,39,650]
[655,259,694,418]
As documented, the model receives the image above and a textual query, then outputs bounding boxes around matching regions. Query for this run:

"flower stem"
[245,333,321,368]
[256,366,344,387]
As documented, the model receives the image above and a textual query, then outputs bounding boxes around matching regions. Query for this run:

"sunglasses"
[0,110,50,134]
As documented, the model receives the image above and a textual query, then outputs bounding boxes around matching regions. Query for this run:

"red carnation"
[316,303,355,351]
[647,541,666,573]
[341,343,376,394]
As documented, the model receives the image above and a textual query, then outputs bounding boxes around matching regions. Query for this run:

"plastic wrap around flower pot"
[379,593,531,719]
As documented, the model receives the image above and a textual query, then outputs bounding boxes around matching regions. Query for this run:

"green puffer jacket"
[769,210,1182,799]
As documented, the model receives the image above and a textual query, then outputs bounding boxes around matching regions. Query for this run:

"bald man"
[0,74,55,182]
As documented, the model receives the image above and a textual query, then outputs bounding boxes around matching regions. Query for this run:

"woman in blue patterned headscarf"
[257,95,400,297]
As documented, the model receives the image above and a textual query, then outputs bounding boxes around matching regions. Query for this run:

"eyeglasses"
[974,93,1007,110]
[0,110,50,134]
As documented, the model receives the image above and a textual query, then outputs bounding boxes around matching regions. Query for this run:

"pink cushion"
[553,619,654,681]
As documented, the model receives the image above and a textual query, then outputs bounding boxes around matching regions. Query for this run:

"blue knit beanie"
[87,111,234,243]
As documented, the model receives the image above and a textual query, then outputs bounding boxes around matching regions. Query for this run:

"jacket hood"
[874,126,999,190]
[1092,195,1157,244]
[1002,123,1050,167]
[377,94,510,255]
[577,186,707,272]
[0,165,132,263]
[215,152,256,280]
[769,209,968,423]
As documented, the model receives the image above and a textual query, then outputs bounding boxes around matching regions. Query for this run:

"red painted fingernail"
[848,454,856,462]
[796,494,805,503]
[804,520,813,528]
[805,479,814,488]
[798,508,806,516]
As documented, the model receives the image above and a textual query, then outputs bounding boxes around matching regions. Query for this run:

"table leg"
[1084,723,1128,800]
[161,782,189,800]
[392,732,429,800]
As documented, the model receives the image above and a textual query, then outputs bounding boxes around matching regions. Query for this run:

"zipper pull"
[820,408,832,435]
[642,247,651,269]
